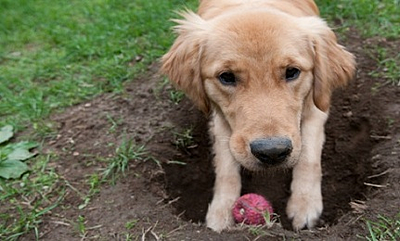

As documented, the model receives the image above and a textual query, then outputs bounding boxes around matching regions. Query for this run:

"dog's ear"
[303,18,356,112]
[161,12,210,114]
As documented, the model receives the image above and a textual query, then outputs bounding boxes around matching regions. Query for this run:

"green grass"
[101,138,149,184]
[0,0,399,240]
[0,0,197,132]
[172,127,196,150]
[368,47,400,86]
[365,213,400,240]
[319,0,400,88]
[75,215,86,238]
[169,89,186,105]
[318,0,400,38]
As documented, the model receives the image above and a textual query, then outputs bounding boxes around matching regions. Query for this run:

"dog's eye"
[285,67,301,81]
[218,72,237,86]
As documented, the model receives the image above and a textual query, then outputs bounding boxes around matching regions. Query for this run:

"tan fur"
[162,0,355,232]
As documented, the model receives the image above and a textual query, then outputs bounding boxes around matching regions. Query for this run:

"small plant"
[248,225,266,236]
[76,215,87,237]
[125,219,139,230]
[169,89,185,105]
[262,212,278,229]
[0,125,38,179]
[369,48,400,87]
[102,138,148,183]
[172,128,196,150]
[78,173,101,210]
[365,213,400,241]
[124,233,134,241]
[106,114,123,133]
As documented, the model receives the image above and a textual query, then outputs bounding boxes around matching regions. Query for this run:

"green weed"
[172,127,196,150]
[245,213,278,239]
[125,219,139,230]
[248,225,266,236]
[76,215,87,237]
[169,89,186,105]
[364,213,400,241]
[106,114,123,134]
[102,138,148,184]
[78,173,101,210]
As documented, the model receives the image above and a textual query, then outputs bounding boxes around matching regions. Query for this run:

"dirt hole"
[161,84,387,229]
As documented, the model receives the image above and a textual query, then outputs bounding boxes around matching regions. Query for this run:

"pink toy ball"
[232,193,274,225]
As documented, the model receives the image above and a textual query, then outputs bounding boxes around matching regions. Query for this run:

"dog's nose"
[250,137,292,165]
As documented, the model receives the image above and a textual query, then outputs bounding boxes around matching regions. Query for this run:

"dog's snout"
[250,137,292,165]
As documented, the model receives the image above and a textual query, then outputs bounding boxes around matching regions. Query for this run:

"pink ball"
[232,193,274,225]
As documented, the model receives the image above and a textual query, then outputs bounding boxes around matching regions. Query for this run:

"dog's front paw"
[286,193,323,231]
[206,199,235,232]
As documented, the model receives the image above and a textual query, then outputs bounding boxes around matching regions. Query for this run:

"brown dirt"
[21,32,399,240]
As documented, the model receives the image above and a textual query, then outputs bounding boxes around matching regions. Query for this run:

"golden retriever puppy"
[162,0,355,232]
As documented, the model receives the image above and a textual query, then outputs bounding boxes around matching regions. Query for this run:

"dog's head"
[162,10,355,171]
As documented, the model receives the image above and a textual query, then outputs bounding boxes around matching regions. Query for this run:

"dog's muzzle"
[250,137,292,165]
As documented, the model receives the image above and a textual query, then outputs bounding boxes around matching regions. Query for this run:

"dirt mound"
[25,36,399,240]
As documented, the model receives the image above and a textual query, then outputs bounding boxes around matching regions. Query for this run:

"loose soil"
[22,31,399,240]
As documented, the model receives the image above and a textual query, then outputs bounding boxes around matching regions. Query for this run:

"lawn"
[0,0,399,240]
[0,0,197,131]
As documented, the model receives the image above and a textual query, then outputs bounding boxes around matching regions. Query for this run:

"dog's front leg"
[286,105,328,230]
[206,113,241,232]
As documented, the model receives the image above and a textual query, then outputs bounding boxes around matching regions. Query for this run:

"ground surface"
[22,32,399,240]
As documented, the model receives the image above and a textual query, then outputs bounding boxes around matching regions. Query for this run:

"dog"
[162,0,355,232]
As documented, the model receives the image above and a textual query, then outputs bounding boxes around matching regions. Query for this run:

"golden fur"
[162,0,355,232]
